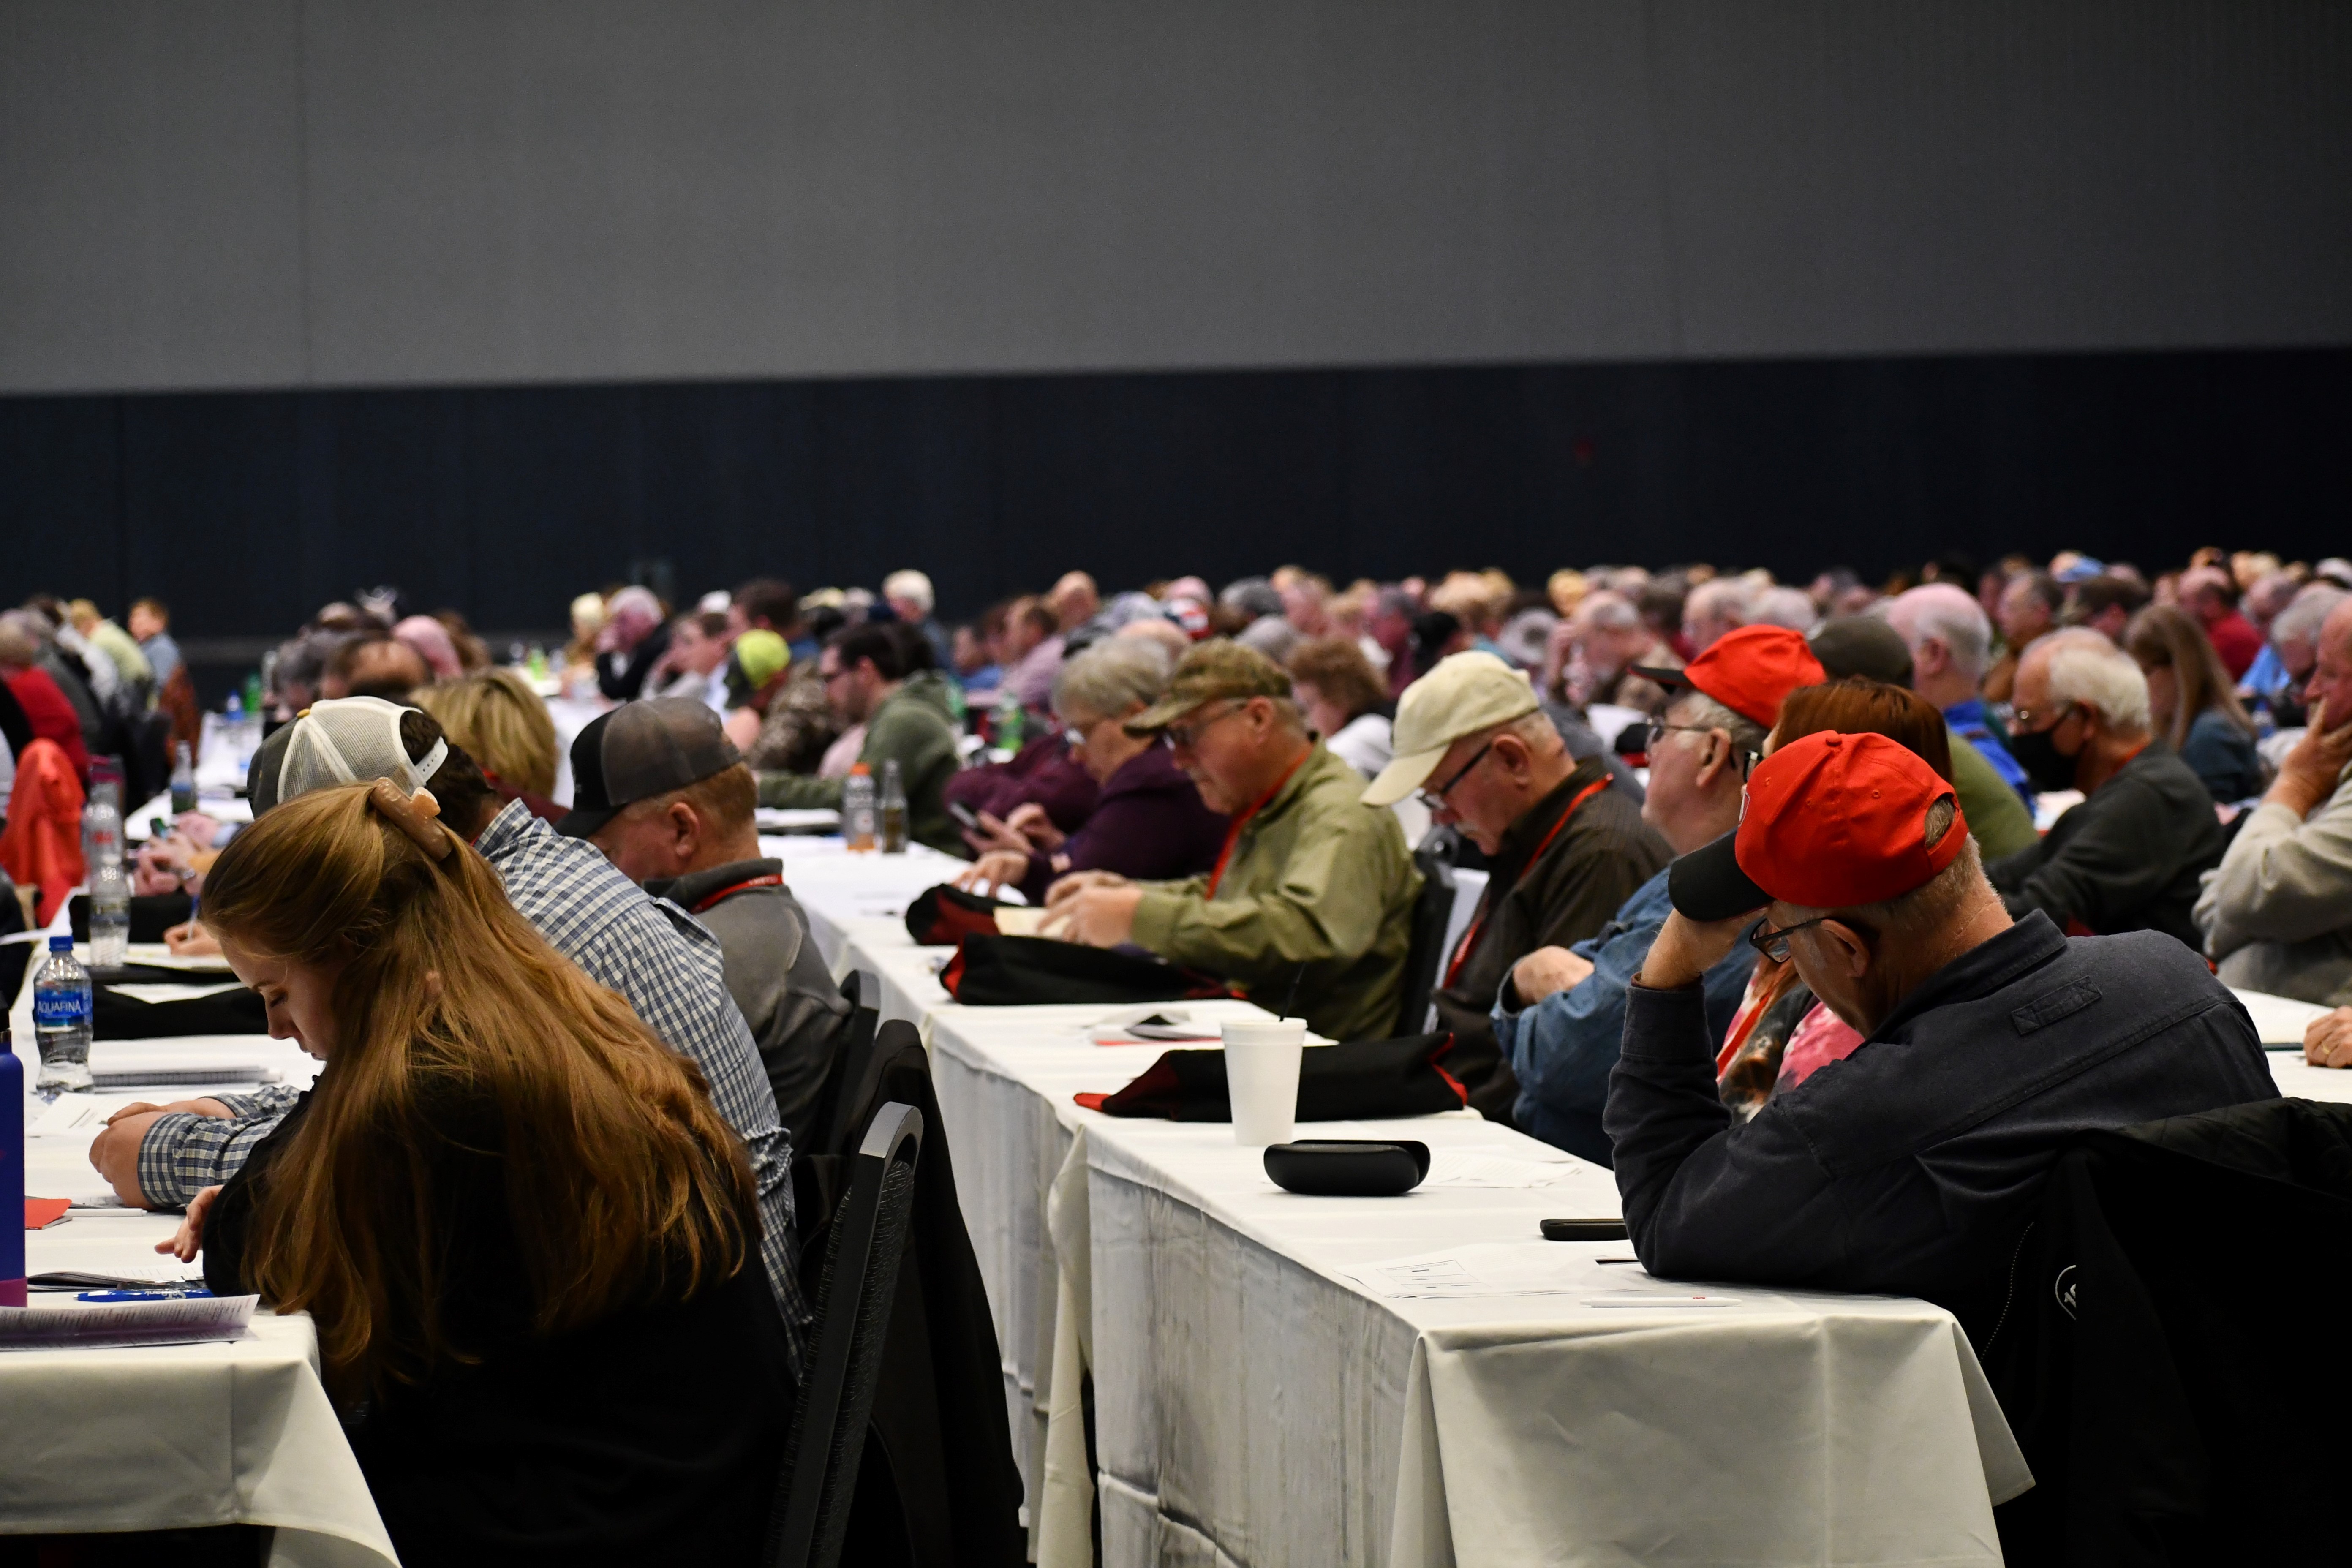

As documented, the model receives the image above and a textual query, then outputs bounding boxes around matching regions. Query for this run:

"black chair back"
[1392,847,1459,1037]
[801,975,887,1163]
[767,1100,925,1568]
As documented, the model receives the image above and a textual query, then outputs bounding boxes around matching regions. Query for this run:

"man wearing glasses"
[1361,653,1671,1119]
[1490,626,1824,1163]
[1984,629,2227,948]
[1605,730,2273,1308]
[1044,641,1421,1043]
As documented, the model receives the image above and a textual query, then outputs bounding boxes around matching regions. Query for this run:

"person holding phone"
[2198,597,2352,1012]
[954,640,1226,905]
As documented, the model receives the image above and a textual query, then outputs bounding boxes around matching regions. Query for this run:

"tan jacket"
[2197,762,2352,1007]
[1129,743,1421,1043]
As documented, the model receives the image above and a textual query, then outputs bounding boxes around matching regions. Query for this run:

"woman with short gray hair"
[956,639,1229,902]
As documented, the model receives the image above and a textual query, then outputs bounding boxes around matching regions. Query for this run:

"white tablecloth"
[6,962,394,1563]
[789,863,2040,1568]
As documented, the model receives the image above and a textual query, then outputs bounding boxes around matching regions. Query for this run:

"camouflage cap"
[1123,639,1294,735]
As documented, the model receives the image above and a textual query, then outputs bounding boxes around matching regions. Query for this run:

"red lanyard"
[688,873,784,914]
[1442,776,1611,988]
[1204,749,1311,898]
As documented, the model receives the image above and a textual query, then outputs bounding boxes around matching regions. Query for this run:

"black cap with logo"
[557,698,743,838]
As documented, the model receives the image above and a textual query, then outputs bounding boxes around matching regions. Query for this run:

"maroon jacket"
[944,735,1099,834]
[1016,744,1228,904]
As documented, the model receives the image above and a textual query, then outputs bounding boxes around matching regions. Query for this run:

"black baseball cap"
[558,698,743,838]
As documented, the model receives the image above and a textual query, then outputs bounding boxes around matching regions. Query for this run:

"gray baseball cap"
[557,698,742,838]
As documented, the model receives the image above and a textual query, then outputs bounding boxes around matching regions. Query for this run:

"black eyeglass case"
[1263,1139,1432,1197]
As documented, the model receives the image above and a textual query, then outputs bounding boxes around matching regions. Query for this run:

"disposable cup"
[1223,1019,1307,1146]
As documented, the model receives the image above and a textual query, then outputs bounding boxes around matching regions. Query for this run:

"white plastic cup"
[1223,1019,1307,1146]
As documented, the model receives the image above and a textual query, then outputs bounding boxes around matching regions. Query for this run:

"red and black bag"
[940,934,1237,1007]
[904,883,1015,947]
[1074,1032,1469,1122]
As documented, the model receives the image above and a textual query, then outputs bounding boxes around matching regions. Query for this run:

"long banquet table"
[10,842,2347,1565]
[5,944,399,1567]
[774,845,2106,1568]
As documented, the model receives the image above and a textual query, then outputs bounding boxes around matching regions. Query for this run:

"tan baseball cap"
[1123,640,1294,735]
[1361,651,1539,806]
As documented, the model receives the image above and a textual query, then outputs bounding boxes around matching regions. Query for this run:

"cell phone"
[1541,1218,1629,1242]
[947,802,982,832]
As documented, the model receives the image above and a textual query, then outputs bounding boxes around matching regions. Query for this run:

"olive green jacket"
[1946,724,2039,861]
[756,675,964,854]
[1129,743,1422,1043]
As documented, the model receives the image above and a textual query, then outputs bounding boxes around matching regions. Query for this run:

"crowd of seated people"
[12,540,2352,1557]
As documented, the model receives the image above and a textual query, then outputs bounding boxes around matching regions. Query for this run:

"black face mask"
[2006,708,2080,793]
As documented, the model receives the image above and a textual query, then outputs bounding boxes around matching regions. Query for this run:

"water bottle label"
[33,991,90,1026]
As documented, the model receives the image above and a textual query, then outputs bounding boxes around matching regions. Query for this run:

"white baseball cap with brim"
[1360,651,1540,807]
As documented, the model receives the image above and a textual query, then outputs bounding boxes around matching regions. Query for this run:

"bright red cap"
[1635,625,1826,730]
[1732,730,1966,909]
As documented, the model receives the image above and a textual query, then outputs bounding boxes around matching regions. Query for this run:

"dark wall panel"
[5,349,2348,663]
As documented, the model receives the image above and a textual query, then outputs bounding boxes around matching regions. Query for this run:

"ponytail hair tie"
[368,778,456,861]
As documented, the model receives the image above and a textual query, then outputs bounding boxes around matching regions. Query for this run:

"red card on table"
[24,1198,71,1230]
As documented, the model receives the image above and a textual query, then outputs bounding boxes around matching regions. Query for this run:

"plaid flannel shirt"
[138,798,808,1364]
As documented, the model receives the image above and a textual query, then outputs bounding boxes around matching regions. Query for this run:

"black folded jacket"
[942,934,1236,1007]
[905,884,1013,947]
[93,984,268,1040]
[1076,1032,1469,1122]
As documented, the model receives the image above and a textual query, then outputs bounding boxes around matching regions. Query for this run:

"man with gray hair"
[882,567,953,673]
[1680,578,1749,653]
[1495,627,1824,1161]
[2201,597,2352,1015]
[2244,582,2349,728]
[1606,730,2273,1309]
[1886,583,2034,806]
[1360,652,1671,1119]
[1989,629,2226,946]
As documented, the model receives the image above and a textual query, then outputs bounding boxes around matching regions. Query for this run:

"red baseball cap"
[1668,730,1968,920]
[1634,625,1825,730]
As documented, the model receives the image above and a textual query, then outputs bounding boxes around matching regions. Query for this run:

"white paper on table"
[116,946,236,975]
[103,982,246,1004]
[1341,1241,1640,1300]
[1417,1153,1594,1189]
[992,906,1070,939]
[30,1261,207,1289]
[0,1295,256,1349]
[2235,988,2335,1045]
[28,1095,147,1137]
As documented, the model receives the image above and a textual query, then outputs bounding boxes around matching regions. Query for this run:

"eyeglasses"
[1748,915,1831,964]
[1644,720,1763,779]
[1416,739,1495,811]
[1748,913,1876,964]
[1162,702,1243,751]
[2009,700,2077,734]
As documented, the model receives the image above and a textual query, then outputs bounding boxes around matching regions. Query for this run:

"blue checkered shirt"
[139,798,808,1364]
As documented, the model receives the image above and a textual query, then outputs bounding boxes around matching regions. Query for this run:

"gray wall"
[4,0,2347,395]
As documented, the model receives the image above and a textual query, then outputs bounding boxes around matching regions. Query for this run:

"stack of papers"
[0,1295,256,1349]
[1336,1242,1736,1309]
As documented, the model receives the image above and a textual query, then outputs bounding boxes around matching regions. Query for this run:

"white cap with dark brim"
[1360,651,1540,808]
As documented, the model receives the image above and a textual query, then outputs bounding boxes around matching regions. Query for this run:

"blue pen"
[76,1288,213,1302]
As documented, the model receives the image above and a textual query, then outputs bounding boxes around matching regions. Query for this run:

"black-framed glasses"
[1417,739,1495,810]
[1749,913,1873,964]
[1162,702,1243,751]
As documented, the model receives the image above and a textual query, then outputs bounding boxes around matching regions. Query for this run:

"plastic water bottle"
[170,740,196,813]
[83,775,129,969]
[843,763,878,853]
[33,936,94,1096]
[1,1025,23,1305]
[879,759,909,854]
[994,691,1025,757]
